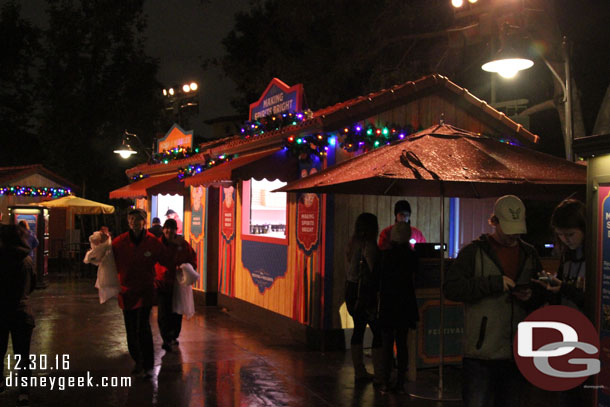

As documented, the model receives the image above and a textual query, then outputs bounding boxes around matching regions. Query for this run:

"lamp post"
[162,81,199,128]
[113,130,153,161]
[482,34,574,160]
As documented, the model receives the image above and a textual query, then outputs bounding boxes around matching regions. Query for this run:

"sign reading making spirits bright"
[249,78,304,121]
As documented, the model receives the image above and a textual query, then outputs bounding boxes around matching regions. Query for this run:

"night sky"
[5,0,610,142]
[9,0,250,138]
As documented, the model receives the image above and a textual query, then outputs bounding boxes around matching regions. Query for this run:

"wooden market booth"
[111,75,577,358]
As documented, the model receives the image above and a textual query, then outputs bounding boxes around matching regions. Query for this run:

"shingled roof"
[126,74,539,177]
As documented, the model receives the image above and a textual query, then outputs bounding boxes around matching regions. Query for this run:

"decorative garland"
[283,123,417,160]
[152,146,201,164]
[240,111,312,138]
[177,154,239,180]
[130,173,149,182]
[0,186,71,198]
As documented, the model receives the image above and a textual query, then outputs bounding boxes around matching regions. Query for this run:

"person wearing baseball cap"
[110,208,168,379]
[444,195,544,406]
[154,218,197,352]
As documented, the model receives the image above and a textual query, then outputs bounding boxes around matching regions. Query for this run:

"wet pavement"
[1,275,556,407]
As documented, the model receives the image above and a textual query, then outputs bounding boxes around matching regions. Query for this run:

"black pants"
[0,316,34,394]
[462,358,523,407]
[381,326,408,384]
[122,306,154,370]
[157,289,182,344]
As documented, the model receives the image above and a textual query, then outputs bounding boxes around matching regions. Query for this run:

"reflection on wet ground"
[1,276,556,406]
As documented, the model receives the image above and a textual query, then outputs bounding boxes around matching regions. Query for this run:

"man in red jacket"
[155,218,197,352]
[111,208,166,379]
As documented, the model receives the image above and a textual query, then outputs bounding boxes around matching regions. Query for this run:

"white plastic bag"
[172,263,199,318]
[84,232,120,304]
[176,263,199,286]
[172,284,195,318]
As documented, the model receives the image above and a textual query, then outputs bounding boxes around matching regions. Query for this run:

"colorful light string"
[177,154,239,179]
[0,186,71,198]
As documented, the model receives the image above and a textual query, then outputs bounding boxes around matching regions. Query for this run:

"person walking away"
[109,209,167,379]
[148,217,163,238]
[345,213,383,384]
[378,222,419,393]
[155,219,196,352]
[378,200,426,250]
[0,224,37,407]
[444,195,544,407]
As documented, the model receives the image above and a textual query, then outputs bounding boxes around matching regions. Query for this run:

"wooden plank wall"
[232,183,299,318]
[332,93,496,329]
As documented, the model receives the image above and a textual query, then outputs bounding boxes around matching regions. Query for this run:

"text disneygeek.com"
[5,354,131,390]
[5,372,132,390]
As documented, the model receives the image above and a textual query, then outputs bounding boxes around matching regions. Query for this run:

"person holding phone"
[444,195,544,407]
[533,199,585,310]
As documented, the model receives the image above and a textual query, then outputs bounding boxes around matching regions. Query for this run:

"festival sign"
[190,186,205,240]
[157,123,193,154]
[221,186,235,243]
[597,185,610,406]
[249,78,304,121]
[296,193,320,255]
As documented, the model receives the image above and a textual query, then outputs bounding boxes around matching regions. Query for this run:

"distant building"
[0,164,77,223]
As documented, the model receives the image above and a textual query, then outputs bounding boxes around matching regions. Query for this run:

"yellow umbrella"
[32,195,115,214]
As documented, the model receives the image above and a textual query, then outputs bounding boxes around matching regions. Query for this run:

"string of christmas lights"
[283,123,418,160]
[177,154,238,179]
[0,186,71,197]
[130,173,149,181]
[240,111,312,138]
[152,146,201,164]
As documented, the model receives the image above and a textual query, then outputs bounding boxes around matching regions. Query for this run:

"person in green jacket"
[444,195,544,407]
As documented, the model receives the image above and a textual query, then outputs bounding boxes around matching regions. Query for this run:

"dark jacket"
[443,234,544,360]
[379,244,419,329]
[0,224,36,326]
[148,224,163,238]
[154,236,197,292]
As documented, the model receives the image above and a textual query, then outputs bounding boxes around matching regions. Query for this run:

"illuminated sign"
[157,123,193,154]
[249,78,304,121]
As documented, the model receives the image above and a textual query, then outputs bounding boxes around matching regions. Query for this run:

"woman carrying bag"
[345,213,383,384]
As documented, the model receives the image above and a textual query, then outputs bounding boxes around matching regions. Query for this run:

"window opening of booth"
[242,179,287,239]
[152,194,184,234]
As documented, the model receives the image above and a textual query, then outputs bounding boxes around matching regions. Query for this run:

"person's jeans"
[123,306,154,370]
[0,317,34,395]
[462,358,523,407]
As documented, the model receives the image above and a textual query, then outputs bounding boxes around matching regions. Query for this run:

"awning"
[31,195,115,214]
[276,123,586,200]
[184,148,299,187]
[109,173,184,199]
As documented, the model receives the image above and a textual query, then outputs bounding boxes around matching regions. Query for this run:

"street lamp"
[113,139,137,159]
[162,81,200,127]
[113,130,152,160]
[482,35,573,160]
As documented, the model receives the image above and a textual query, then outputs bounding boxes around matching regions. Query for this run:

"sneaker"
[16,394,30,407]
